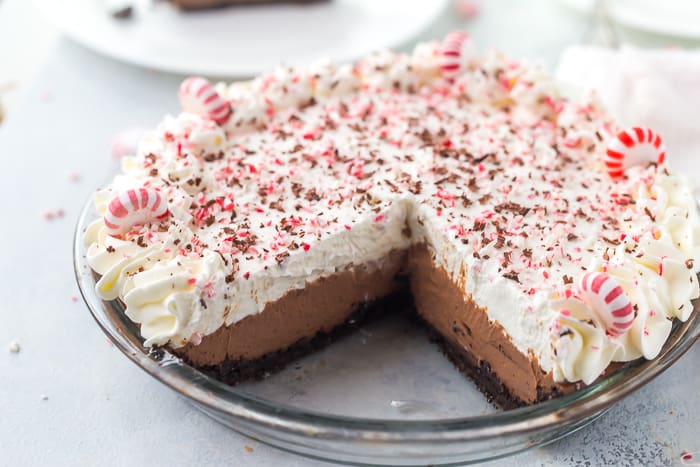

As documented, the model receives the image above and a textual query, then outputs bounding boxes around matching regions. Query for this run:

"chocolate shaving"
[503,271,520,283]
[494,236,506,249]
[111,5,133,20]
[274,251,290,264]
[473,152,495,163]
[602,236,620,246]
[501,251,512,268]
[643,207,656,221]
[305,189,321,202]
[268,200,285,212]
[494,202,531,217]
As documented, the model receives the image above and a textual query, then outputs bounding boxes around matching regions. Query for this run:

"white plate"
[33,0,448,77]
[559,0,700,40]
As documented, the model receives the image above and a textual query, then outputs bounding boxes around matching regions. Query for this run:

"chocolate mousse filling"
[407,245,574,407]
[176,249,408,380]
[170,245,574,408]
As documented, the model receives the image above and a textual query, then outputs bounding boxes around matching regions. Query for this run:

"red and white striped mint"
[605,127,666,178]
[178,77,231,125]
[439,30,477,80]
[104,188,169,236]
[579,272,635,336]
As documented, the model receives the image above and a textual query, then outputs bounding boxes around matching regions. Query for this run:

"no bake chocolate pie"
[85,33,700,407]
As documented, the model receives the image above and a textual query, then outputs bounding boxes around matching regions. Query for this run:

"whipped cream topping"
[85,40,700,384]
[552,169,700,383]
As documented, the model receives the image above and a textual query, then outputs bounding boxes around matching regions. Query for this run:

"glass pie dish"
[74,193,700,466]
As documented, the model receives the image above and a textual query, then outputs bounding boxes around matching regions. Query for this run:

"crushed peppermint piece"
[190,332,203,346]
[681,450,699,465]
[43,209,64,221]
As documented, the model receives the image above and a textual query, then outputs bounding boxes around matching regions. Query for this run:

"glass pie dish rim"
[73,192,700,463]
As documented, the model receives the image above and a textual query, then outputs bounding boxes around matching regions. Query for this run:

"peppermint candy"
[104,188,168,236]
[439,31,476,80]
[605,127,666,178]
[579,272,635,336]
[178,77,231,125]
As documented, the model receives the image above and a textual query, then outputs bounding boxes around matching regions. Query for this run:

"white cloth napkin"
[555,46,700,175]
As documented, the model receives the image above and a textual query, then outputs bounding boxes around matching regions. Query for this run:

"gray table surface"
[2,2,699,465]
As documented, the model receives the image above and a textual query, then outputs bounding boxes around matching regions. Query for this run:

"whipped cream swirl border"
[551,171,700,384]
